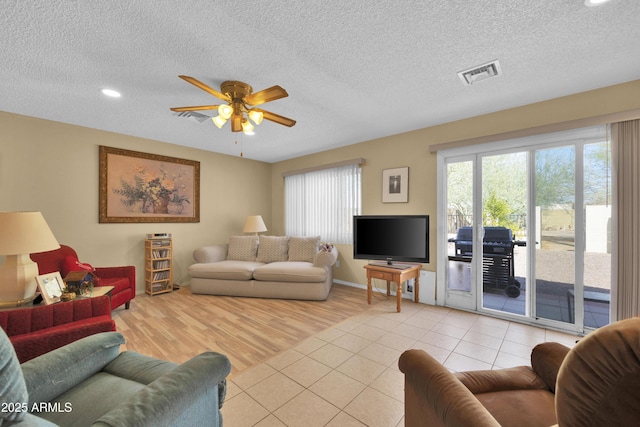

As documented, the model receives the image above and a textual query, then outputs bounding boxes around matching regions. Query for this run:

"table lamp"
[0,212,60,307]
[242,215,267,235]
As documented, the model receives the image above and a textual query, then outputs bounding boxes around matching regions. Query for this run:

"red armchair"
[0,295,116,363]
[30,244,135,310]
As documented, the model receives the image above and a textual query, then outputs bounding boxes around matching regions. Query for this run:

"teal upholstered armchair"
[0,329,231,426]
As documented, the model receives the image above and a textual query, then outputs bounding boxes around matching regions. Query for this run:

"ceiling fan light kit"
[218,104,233,120]
[241,119,254,135]
[248,109,264,125]
[212,115,227,129]
[171,75,296,136]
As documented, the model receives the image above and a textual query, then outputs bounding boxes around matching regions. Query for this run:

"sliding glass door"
[533,146,576,324]
[440,126,611,332]
[480,152,528,317]
[445,158,476,311]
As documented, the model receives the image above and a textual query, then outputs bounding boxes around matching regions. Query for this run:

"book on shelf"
[149,281,170,292]
[152,271,170,280]
[153,260,170,269]
[152,249,170,258]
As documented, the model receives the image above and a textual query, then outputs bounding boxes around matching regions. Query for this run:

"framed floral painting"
[99,146,200,223]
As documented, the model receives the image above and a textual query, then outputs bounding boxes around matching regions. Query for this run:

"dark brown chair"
[399,317,640,427]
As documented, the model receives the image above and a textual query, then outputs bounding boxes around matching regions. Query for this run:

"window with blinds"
[285,162,362,244]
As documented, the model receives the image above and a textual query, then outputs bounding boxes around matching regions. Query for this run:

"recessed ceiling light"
[101,88,121,98]
[585,0,612,6]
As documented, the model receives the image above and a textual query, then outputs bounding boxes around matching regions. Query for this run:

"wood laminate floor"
[112,284,376,375]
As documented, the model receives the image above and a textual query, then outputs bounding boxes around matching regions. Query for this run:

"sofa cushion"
[253,262,327,283]
[256,236,290,263]
[475,389,557,427]
[288,236,320,262]
[189,260,264,281]
[38,371,146,426]
[11,317,116,363]
[227,236,259,261]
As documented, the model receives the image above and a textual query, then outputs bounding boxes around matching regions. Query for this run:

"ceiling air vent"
[173,111,211,123]
[457,60,502,86]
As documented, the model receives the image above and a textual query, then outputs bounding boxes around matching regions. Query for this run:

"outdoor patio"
[483,281,610,329]
[448,245,611,329]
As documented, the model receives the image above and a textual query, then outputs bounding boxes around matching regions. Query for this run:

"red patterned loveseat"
[30,244,136,310]
[0,295,116,363]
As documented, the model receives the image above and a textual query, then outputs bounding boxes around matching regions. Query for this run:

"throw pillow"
[61,255,95,277]
[0,328,28,423]
[256,236,290,263]
[288,236,320,262]
[227,236,259,261]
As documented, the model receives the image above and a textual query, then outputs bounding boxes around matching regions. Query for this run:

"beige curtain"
[612,119,640,320]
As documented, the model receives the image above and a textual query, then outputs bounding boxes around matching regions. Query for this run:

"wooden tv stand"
[364,263,421,312]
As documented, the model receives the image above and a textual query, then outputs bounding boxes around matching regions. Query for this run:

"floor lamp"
[0,212,60,307]
[243,215,267,235]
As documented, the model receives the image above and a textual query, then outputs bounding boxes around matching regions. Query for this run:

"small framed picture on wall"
[382,167,409,203]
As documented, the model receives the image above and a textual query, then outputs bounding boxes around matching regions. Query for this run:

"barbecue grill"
[449,226,526,298]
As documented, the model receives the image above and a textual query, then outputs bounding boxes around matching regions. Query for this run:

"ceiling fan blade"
[170,105,220,112]
[178,75,231,102]
[231,115,243,132]
[254,108,296,127]
[244,86,288,106]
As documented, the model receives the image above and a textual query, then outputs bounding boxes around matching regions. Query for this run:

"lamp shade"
[212,115,227,129]
[218,104,233,120]
[0,212,60,255]
[248,109,264,125]
[0,212,60,306]
[243,215,267,234]
[242,119,255,135]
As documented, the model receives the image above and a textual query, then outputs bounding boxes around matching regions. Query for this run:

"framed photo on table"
[382,167,409,203]
[35,272,65,305]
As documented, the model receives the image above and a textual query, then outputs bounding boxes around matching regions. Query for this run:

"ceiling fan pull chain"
[234,138,244,157]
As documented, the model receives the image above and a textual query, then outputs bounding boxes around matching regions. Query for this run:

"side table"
[364,263,421,312]
[84,286,115,298]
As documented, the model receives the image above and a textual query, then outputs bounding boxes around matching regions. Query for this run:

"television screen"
[353,215,429,264]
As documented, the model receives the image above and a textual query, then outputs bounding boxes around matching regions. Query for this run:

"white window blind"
[285,163,361,244]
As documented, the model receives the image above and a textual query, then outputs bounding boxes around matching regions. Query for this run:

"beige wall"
[3,79,640,295]
[271,79,640,286]
[0,112,272,292]
[270,131,437,287]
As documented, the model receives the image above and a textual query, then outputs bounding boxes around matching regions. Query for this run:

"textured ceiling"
[1,1,639,162]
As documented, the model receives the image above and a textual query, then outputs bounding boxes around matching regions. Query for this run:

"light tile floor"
[222,297,580,427]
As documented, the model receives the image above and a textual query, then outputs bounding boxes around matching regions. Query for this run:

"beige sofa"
[189,236,338,300]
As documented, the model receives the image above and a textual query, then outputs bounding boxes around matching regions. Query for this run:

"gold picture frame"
[382,167,409,203]
[35,272,65,305]
[99,146,200,223]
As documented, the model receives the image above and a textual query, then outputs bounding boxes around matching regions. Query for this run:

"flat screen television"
[353,215,429,265]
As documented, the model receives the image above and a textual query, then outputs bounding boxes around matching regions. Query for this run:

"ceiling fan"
[170,75,296,135]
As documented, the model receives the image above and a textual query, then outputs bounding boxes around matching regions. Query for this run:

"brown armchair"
[399,317,640,427]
